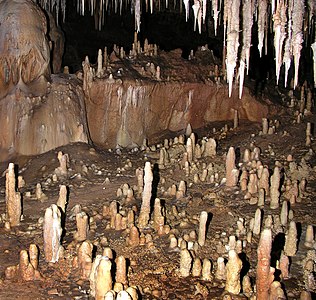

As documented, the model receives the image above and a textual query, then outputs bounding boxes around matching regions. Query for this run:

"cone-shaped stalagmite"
[256,228,275,300]
[6,163,22,227]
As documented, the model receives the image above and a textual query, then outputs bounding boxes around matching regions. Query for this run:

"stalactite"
[283,0,293,88]
[223,0,232,47]
[202,0,207,24]
[39,0,315,98]
[183,0,190,22]
[192,0,201,33]
[258,0,267,58]
[273,0,287,85]
[226,0,240,97]
[292,0,305,89]
[212,0,220,36]
[239,0,254,98]
[135,0,141,32]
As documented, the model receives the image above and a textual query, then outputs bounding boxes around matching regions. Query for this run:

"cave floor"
[0,107,316,299]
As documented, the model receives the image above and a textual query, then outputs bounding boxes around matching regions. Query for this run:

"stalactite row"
[39,0,315,94]
[37,0,66,24]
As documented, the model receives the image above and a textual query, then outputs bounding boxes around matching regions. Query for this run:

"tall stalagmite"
[138,162,153,228]
[256,228,274,300]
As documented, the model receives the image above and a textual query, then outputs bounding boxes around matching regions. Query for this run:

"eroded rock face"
[47,11,65,74]
[85,79,274,148]
[0,75,89,160]
[0,1,89,160]
[0,0,51,99]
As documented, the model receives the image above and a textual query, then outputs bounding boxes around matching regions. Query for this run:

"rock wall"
[0,75,89,160]
[86,78,273,148]
[0,0,51,99]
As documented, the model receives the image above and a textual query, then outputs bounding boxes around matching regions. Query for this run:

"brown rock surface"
[0,75,89,160]
[0,0,51,99]
[85,50,277,148]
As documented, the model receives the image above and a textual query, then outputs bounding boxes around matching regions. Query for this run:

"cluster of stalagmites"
[1,98,316,299]
[81,32,163,93]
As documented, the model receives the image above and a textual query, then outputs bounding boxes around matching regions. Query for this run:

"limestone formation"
[198,211,208,246]
[5,163,22,227]
[192,257,202,277]
[256,228,274,300]
[93,256,113,300]
[74,212,89,242]
[270,166,281,209]
[225,250,242,294]
[226,147,238,187]
[43,204,63,263]
[115,256,128,285]
[179,249,192,277]
[215,257,226,281]
[138,162,153,228]
[0,0,50,100]
[201,258,212,281]
[284,221,298,257]
[127,226,140,247]
[77,240,93,279]
[57,185,68,213]
[304,225,314,248]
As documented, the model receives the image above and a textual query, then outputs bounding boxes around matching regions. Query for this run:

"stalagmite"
[253,208,262,236]
[270,281,286,298]
[226,146,238,187]
[304,225,314,248]
[192,257,202,277]
[279,251,289,280]
[198,211,208,246]
[5,163,22,227]
[270,166,281,209]
[57,185,68,213]
[284,221,298,257]
[280,200,288,226]
[256,228,274,300]
[77,240,93,279]
[225,249,242,294]
[95,257,113,300]
[117,291,132,300]
[138,162,153,228]
[215,257,226,280]
[43,204,63,263]
[115,256,127,285]
[96,49,103,77]
[74,212,89,242]
[180,249,192,277]
[202,258,212,281]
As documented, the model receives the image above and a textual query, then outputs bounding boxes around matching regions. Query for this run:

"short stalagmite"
[225,249,242,294]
